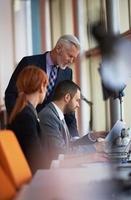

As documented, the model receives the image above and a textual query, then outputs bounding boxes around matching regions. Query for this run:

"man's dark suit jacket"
[5,52,78,136]
[8,104,45,174]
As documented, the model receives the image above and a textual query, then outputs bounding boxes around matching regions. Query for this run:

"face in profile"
[65,89,80,113]
[57,44,79,69]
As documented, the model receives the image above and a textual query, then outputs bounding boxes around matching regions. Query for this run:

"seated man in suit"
[39,80,108,168]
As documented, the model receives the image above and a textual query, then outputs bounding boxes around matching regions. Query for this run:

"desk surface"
[15,161,131,200]
[15,163,115,200]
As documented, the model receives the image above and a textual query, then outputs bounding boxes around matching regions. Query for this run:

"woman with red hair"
[8,65,48,174]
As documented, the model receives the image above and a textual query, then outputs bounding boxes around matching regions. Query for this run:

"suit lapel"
[40,52,48,72]
[55,68,65,85]
[48,103,60,120]
[48,103,70,149]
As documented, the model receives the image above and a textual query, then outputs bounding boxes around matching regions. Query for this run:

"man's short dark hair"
[53,80,81,101]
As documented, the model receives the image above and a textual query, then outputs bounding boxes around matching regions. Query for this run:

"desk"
[15,163,114,200]
[14,159,131,200]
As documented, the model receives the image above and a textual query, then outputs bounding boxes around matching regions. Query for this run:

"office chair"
[0,164,16,200]
[0,130,32,189]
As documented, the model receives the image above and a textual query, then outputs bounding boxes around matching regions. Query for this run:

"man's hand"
[94,140,107,153]
[90,152,109,163]
[91,131,108,140]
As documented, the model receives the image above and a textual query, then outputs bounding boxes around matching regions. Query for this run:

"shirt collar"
[52,102,64,121]
[46,52,54,66]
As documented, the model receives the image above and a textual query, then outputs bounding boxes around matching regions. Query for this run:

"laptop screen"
[105,120,126,143]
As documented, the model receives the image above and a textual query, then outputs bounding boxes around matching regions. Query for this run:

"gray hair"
[56,34,80,49]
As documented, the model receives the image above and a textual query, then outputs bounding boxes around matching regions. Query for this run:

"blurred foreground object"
[91,22,131,100]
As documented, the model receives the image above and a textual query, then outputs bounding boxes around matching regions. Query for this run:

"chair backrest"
[0,165,16,200]
[0,130,32,189]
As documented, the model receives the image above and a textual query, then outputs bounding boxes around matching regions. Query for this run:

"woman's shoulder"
[14,105,36,122]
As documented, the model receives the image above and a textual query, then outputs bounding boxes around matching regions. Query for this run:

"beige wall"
[0,0,14,106]
[85,0,107,131]
[119,0,129,33]
[50,0,74,46]
[90,57,106,131]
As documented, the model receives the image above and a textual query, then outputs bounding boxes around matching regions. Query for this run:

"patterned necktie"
[46,65,58,97]
[62,118,70,150]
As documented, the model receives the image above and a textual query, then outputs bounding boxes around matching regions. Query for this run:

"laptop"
[105,120,131,159]
[105,120,126,143]
[108,141,131,160]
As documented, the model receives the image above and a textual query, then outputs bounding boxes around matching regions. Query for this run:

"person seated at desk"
[39,80,108,168]
[8,66,48,174]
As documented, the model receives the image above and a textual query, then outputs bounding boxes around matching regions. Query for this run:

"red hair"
[9,65,48,123]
